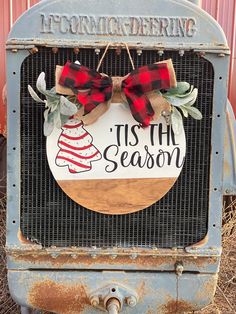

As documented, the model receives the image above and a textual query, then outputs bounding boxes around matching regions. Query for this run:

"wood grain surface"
[57,177,177,215]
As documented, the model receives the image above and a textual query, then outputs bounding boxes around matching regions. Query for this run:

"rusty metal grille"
[20,47,213,248]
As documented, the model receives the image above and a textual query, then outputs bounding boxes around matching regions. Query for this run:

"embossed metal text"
[40,14,197,37]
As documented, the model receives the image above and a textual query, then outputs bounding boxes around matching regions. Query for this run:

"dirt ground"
[0,196,235,314]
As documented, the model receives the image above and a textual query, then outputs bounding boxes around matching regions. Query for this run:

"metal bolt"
[95,48,100,55]
[90,296,99,307]
[179,50,185,57]
[52,47,59,54]
[199,51,206,57]
[51,253,59,259]
[127,296,137,308]
[175,262,184,276]
[225,189,233,194]
[110,254,117,259]
[11,49,18,53]
[74,47,80,54]
[137,49,142,56]
[30,47,39,54]
[218,53,225,57]
[115,47,122,55]
[91,253,97,259]
[130,253,138,260]
[158,50,164,56]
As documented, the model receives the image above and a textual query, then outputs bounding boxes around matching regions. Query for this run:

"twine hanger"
[96,43,135,72]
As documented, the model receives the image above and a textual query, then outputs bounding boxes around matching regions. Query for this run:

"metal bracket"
[89,283,138,312]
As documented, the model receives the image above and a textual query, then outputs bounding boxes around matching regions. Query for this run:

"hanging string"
[124,43,135,71]
[96,43,135,72]
[96,43,111,72]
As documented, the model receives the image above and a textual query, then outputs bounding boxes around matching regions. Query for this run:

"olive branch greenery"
[160,82,202,135]
[28,72,78,136]
[28,72,201,137]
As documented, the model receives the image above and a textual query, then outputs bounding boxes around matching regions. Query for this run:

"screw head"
[127,296,137,307]
[52,47,59,54]
[90,296,99,307]
[95,48,100,55]
[137,49,142,56]
[74,47,80,54]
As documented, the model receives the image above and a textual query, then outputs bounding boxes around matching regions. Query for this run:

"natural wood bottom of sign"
[57,178,177,215]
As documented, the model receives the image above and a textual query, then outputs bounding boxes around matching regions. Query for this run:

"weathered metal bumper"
[8,270,217,314]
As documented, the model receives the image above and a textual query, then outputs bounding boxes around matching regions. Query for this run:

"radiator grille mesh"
[20,48,213,248]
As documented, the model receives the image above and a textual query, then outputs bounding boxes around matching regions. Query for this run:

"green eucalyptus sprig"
[161,82,202,135]
[28,72,78,136]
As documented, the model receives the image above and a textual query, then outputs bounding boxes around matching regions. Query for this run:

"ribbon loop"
[122,63,171,127]
[59,60,174,127]
[59,61,112,114]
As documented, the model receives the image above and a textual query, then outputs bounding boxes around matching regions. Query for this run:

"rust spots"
[137,281,146,299]
[28,280,89,314]
[9,249,218,271]
[160,299,194,314]
[187,234,209,249]
[12,252,169,268]
[17,230,36,245]
[196,275,218,301]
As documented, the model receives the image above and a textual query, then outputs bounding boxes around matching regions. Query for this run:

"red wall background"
[0,0,235,134]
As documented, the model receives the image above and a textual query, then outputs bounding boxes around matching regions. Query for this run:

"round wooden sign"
[47,103,186,214]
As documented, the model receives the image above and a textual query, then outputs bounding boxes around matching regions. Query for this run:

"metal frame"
[5,0,232,312]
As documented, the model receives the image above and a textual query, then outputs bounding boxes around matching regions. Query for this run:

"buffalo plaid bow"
[59,61,171,127]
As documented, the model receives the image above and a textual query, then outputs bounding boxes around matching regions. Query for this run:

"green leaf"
[186,106,203,120]
[54,109,62,129]
[60,114,70,126]
[36,72,47,93]
[180,106,189,118]
[28,85,44,103]
[164,88,198,108]
[174,85,194,98]
[43,112,54,136]
[47,97,60,113]
[171,107,184,135]
[165,82,190,95]
[44,108,50,121]
[60,96,78,116]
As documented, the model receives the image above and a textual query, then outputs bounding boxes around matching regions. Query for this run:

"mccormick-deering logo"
[40,14,197,37]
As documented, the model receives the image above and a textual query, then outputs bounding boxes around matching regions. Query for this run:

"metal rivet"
[115,47,122,55]
[30,47,39,54]
[130,253,138,260]
[91,253,97,259]
[52,47,58,54]
[71,254,77,259]
[158,50,164,56]
[218,53,225,57]
[74,47,80,54]
[95,48,100,55]
[179,50,185,57]
[137,49,142,56]
[175,262,184,276]
[127,296,137,307]
[11,49,18,53]
[199,51,206,57]
[51,253,59,259]
[90,296,99,307]
[225,189,233,194]
[110,254,117,259]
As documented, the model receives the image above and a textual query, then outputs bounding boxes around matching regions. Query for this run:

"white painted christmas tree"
[56,119,101,173]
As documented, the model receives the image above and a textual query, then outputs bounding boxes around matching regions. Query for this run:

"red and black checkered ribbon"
[122,64,170,127]
[59,62,171,127]
[59,61,112,114]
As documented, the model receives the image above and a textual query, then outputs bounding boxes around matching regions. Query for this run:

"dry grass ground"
[0,196,235,314]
